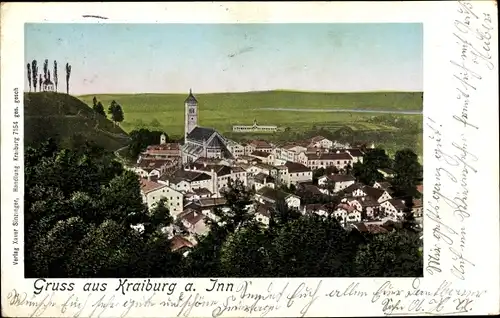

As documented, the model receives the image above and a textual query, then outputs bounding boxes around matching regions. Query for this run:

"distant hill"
[24,92,130,151]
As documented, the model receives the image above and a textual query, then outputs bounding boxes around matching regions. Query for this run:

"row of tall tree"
[27,59,72,94]
[25,138,423,278]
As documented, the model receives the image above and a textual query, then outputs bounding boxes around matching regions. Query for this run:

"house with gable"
[139,178,184,217]
[381,198,408,221]
[318,174,356,194]
[249,150,275,164]
[244,139,274,155]
[158,168,213,194]
[255,186,301,210]
[306,135,334,149]
[253,173,276,191]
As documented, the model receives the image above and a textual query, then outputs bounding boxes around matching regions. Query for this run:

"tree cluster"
[108,100,125,126]
[126,128,169,160]
[91,96,107,118]
[24,139,181,278]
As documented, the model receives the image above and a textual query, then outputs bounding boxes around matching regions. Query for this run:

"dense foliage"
[126,128,169,160]
[25,140,423,278]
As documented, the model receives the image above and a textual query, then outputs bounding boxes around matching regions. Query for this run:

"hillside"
[24,92,130,151]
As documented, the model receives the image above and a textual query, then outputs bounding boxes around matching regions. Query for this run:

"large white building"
[233,119,278,133]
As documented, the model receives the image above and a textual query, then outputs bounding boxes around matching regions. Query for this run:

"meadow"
[78,90,423,158]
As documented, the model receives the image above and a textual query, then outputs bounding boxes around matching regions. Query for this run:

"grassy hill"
[24,92,130,151]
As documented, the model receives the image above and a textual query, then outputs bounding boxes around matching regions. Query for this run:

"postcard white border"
[1,1,499,317]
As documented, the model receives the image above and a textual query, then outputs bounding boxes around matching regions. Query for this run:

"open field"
[78,90,423,158]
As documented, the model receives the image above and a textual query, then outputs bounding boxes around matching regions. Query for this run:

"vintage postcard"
[1,1,499,317]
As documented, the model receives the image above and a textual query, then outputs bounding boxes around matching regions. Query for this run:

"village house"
[381,198,408,221]
[303,203,329,217]
[305,147,330,154]
[255,186,301,210]
[373,181,395,194]
[184,187,214,201]
[297,183,324,198]
[253,173,276,191]
[186,163,248,196]
[139,178,184,217]
[318,174,356,194]
[170,235,195,254]
[244,139,274,155]
[158,169,213,194]
[350,222,390,235]
[282,161,313,187]
[245,162,275,177]
[274,143,307,163]
[249,150,275,164]
[337,148,365,164]
[306,135,334,149]
[178,208,210,237]
[133,158,173,180]
[184,197,229,222]
[140,137,181,161]
[412,199,423,217]
[298,151,354,170]
[377,168,396,179]
[253,202,274,226]
[347,196,382,220]
[343,183,366,197]
[333,203,361,224]
[235,155,262,165]
[343,184,392,203]
[226,140,245,158]
[363,186,393,203]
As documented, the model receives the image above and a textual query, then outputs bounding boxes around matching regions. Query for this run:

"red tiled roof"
[284,161,311,173]
[181,210,206,226]
[140,178,166,193]
[170,236,194,252]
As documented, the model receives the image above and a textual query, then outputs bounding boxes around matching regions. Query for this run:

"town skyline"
[25,23,423,95]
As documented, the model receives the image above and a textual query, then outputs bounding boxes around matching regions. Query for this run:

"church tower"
[184,89,198,139]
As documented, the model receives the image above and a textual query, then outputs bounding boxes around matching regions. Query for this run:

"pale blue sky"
[25,23,423,94]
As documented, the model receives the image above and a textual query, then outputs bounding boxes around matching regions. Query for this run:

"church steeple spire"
[185,88,198,104]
